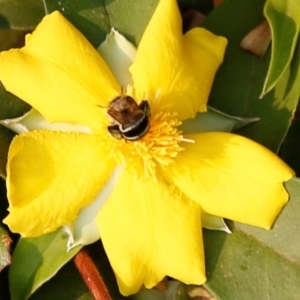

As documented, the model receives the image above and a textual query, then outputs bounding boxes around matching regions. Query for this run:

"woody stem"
[74,248,112,300]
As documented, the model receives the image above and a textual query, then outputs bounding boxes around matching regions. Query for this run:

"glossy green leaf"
[261,0,300,97]
[44,0,159,47]
[29,258,91,300]
[0,83,30,121]
[204,0,300,152]
[9,229,82,300]
[0,225,11,272]
[29,242,126,300]
[204,177,300,299]
[0,0,45,30]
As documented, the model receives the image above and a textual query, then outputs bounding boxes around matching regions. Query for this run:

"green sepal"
[202,212,231,234]
[180,107,259,134]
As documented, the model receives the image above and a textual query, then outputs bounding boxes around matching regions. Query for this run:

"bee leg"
[108,125,123,139]
[139,100,151,116]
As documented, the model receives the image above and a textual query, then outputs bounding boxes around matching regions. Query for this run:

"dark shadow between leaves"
[0,15,10,28]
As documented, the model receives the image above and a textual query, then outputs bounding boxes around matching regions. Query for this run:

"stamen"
[154,88,162,100]
[177,137,195,143]
[107,108,184,178]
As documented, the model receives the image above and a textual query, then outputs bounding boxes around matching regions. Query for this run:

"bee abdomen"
[121,115,150,140]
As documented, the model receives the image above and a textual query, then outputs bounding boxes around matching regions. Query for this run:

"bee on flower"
[0,0,293,296]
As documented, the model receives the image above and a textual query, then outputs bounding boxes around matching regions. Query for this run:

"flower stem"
[74,248,112,300]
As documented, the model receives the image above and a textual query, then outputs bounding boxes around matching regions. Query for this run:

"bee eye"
[108,125,123,140]
[139,101,151,116]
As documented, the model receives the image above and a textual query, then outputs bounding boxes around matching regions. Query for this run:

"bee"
[107,95,151,141]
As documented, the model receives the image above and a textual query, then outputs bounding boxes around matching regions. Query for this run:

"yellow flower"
[0,0,294,296]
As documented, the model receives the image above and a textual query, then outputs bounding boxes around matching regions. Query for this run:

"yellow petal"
[3,130,115,237]
[0,11,120,130]
[163,132,294,229]
[97,171,205,296]
[130,0,227,120]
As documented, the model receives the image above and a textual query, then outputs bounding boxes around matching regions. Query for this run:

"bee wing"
[108,96,144,127]
[107,108,127,124]
[108,108,145,128]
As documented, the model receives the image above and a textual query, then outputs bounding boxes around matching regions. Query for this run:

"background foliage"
[0,0,299,299]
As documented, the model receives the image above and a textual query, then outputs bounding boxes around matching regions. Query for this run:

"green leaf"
[9,229,82,300]
[0,0,45,30]
[29,256,90,300]
[0,83,30,120]
[261,0,300,97]
[30,242,126,300]
[44,0,159,47]
[204,177,300,299]
[0,225,11,272]
[204,0,300,152]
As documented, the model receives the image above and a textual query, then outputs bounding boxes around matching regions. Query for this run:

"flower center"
[107,109,184,177]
